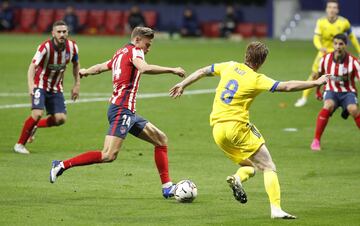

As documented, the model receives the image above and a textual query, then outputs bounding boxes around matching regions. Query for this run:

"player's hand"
[79,68,88,78]
[169,83,184,98]
[71,84,80,101]
[28,84,34,96]
[172,67,186,78]
[315,86,323,101]
[315,74,330,86]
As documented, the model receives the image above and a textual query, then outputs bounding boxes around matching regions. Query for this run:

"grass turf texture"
[0,34,359,225]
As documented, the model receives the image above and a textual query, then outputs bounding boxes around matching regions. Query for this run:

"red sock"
[314,108,331,140]
[154,146,171,184]
[63,151,102,169]
[37,116,56,128]
[355,114,360,129]
[17,116,38,145]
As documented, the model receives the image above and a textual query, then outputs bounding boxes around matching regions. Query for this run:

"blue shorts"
[323,91,358,119]
[31,88,66,115]
[107,104,148,139]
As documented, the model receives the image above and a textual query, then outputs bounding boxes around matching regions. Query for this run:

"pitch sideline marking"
[0,89,215,110]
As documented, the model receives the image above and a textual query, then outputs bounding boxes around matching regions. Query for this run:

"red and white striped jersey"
[32,39,79,93]
[319,52,360,93]
[106,43,145,112]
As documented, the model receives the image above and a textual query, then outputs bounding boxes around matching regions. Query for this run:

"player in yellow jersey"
[170,41,329,219]
[294,0,360,107]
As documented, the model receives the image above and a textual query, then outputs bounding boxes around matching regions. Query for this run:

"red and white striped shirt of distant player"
[32,39,79,93]
[106,43,144,113]
[319,52,360,93]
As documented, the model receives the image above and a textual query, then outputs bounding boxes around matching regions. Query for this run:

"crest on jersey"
[34,98,40,105]
[342,67,348,74]
[119,125,127,135]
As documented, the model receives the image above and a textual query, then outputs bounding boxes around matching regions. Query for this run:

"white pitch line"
[0,89,215,110]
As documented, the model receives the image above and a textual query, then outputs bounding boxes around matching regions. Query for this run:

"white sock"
[162,181,173,188]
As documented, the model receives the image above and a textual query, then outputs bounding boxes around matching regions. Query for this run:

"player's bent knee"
[31,112,43,121]
[258,161,276,172]
[323,101,335,112]
[55,119,66,126]
[54,115,67,126]
[157,132,168,146]
[347,106,359,117]
[266,162,276,172]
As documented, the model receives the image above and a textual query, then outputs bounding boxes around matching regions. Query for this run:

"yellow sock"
[264,170,281,208]
[302,74,314,99]
[235,166,255,182]
[302,87,312,99]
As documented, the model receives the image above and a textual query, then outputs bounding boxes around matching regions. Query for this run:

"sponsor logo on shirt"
[48,63,66,71]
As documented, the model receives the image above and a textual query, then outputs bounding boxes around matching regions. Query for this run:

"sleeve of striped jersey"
[106,58,113,69]
[211,62,230,76]
[318,56,325,74]
[71,43,79,63]
[256,74,278,92]
[354,59,360,80]
[132,48,144,60]
[32,44,47,66]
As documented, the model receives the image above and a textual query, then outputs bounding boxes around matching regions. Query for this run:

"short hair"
[131,27,155,40]
[245,41,269,69]
[52,20,68,28]
[333,33,347,45]
[327,0,338,5]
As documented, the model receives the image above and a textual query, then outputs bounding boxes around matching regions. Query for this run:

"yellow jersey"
[210,61,278,126]
[314,16,360,53]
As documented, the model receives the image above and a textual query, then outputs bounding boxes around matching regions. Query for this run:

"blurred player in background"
[311,34,360,151]
[294,0,360,107]
[170,41,328,219]
[14,20,80,154]
[49,27,185,199]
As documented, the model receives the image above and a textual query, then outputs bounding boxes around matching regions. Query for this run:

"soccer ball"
[174,179,197,203]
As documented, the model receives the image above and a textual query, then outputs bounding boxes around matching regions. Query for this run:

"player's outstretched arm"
[275,74,329,92]
[133,58,185,77]
[79,61,110,78]
[169,65,212,98]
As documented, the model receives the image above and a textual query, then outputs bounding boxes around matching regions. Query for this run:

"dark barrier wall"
[10,2,270,31]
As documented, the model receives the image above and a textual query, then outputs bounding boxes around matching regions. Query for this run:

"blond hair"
[131,27,155,39]
[245,41,269,70]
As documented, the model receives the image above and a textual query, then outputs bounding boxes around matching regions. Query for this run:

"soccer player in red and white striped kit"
[311,33,360,151]
[49,27,185,198]
[14,20,80,154]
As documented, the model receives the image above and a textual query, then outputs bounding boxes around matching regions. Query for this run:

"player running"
[14,20,80,154]
[311,34,360,151]
[170,41,329,219]
[49,27,185,199]
[294,0,360,107]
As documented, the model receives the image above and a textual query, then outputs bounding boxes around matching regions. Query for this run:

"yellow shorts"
[311,51,325,73]
[212,121,265,164]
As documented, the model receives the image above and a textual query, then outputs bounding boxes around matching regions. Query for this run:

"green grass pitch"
[0,34,359,225]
